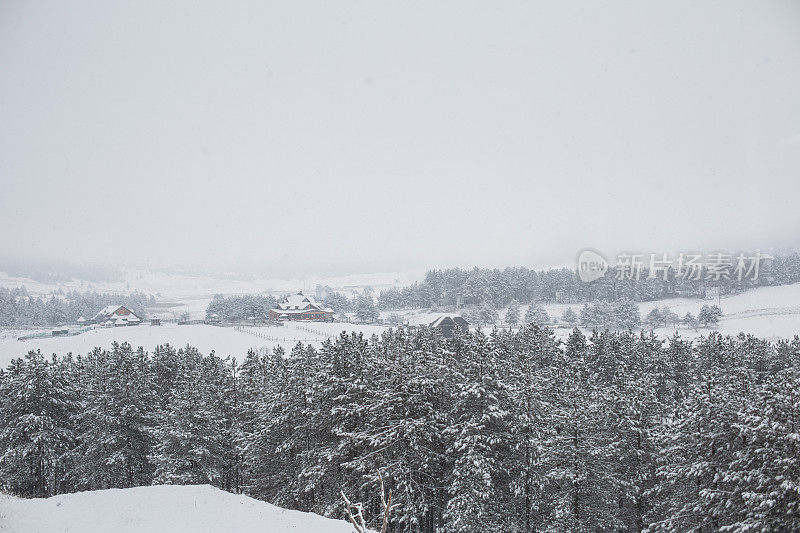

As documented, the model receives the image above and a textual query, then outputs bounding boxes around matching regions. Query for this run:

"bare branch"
[378,470,400,533]
[341,471,400,533]
[340,490,367,533]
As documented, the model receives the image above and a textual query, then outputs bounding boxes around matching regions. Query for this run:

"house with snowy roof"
[268,291,334,322]
[89,305,141,326]
[429,315,469,338]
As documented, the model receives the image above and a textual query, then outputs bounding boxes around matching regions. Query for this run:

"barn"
[268,291,334,322]
[89,305,141,326]
[429,315,469,338]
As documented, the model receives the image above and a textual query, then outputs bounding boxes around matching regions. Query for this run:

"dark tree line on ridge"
[0,287,152,327]
[377,253,800,310]
[2,326,799,532]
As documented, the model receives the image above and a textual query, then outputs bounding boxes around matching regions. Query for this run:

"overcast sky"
[1,1,799,276]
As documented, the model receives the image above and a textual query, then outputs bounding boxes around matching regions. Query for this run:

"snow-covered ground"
[533,284,800,341]
[385,283,800,342]
[0,322,391,369]
[0,484,355,533]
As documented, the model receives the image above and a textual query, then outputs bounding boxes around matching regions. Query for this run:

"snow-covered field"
[385,283,800,342]
[0,484,355,533]
[549,283,800,341]
[0,322,391,369]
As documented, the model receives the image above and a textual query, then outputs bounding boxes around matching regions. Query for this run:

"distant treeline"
[378,253,800,309]
[0,257,122,284]
[0,287,153,327]
[1,328,799,532]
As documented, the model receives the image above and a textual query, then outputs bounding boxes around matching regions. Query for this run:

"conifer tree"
[442,331,509,533]
[649,369,746,531]
[73,343,156,489]
[505,300,521,326]
[151,346,228,487]
[0,351,77,497]
[344,327,453,532]
[561,307,579,327]
[725,369,800,530]
[501,324,559,531]
[524,304,550,326]
[537,329,620,530]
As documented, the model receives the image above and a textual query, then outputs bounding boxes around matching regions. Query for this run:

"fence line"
[232,324,334,343]
[17,325,95,341]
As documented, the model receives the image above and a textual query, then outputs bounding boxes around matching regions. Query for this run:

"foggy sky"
[2,1,799,276]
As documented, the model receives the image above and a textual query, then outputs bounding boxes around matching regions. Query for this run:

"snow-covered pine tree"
[73,343,156,490]
[342,326,453,533]
[307,333,375,517]
[355,290,380,323]
[248,342,321,510]
[237,348,267,495]
[646,308,665,330]
[605,332,661,531]
[0,350,77,497]
[536,329,620,530]
[698,304,723,327]
[594,301,617,329]
[524,304,550,326]
[500,323,560,531]
[150,346,229,487]
[661,308,681,328]
[150,343,180,410]
[648,368,747,531]
[614,300,642,330]
[505,300,521,326]
[561,307,579,327]
[732,333,775,376]
[724,368,800,530]
[694,332,737,375]
[245,344,319,505]
[774,335,800,370]
[662,333,694,404]
[208,354,243,493]
[682,311,699,329]
[441,330,509,533]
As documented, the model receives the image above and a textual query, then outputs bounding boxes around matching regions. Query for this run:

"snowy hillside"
[388,282,800,341]
[0,484,356,533]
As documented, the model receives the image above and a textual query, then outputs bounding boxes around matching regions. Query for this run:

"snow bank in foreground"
[0,484,355,533]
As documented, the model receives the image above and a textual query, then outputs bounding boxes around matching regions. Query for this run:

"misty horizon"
[3,1,800,274]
